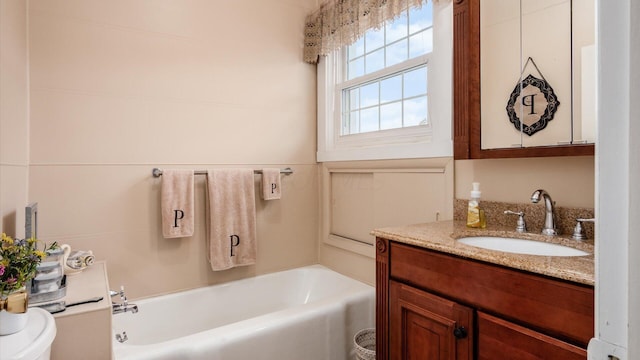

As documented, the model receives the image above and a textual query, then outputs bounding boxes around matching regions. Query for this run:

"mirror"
[453,0,595,159]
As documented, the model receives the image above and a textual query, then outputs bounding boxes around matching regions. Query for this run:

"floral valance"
[304,0,428,64]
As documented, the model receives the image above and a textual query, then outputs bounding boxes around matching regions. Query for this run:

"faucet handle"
[572,218,595,240]
[577,218,595,223]
[504,210,527,233]
[111,286,128,304]
[120,286,128,306]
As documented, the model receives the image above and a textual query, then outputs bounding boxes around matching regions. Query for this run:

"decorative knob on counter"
[572,218,595,240]
[504,210,527,233]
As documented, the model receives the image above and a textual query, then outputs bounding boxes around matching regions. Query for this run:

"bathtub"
[112,265,375,360]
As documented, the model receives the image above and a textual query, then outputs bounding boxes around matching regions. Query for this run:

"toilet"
[0,308,57,360]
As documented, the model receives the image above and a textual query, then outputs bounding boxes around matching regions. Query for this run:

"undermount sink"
[457,236,589,257]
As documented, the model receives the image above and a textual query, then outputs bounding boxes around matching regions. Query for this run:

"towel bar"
[152,167,293,178]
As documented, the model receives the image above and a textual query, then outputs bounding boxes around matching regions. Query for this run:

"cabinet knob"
[453,326,468,339]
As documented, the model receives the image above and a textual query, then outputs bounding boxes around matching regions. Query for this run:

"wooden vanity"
[373,222,594,360]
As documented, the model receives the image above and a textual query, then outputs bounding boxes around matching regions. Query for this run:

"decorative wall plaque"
[505,59,560,136]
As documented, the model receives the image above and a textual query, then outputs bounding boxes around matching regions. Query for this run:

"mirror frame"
[452,0,595,159]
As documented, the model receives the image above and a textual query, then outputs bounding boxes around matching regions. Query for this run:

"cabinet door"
[478,311,587,360]
[390,280,473,360]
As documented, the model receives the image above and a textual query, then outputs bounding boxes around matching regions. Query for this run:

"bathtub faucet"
[111,285,139,315]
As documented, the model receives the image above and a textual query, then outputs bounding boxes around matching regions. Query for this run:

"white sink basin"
[457,236,589,257]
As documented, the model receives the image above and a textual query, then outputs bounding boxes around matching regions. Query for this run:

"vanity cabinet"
[390,280,473,359]
[376,238,593,360]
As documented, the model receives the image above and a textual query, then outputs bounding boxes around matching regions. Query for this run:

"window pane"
[360,82,379,107]
[348,57,364,79]
[386,12,408,44]
[349,88,360,110]
[346,1,431,81]
[348,37,365,59]
[380,102,402,130]
[387,39,408,67]
[409,2,433,33]
[365,28,385,51]
[409,29,432,58]
[404,96,428,126]
[404,67,427,98]
[360,107,379,133]
[341,64,428,135]
[349,111,360,134]
[380,75,402,103]
[365,48,385,74]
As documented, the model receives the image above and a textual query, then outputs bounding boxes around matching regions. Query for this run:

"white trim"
[588,0,640,358]
[319,158,452,258]
[339,55,430,90]
[324,234,375,258]
[328,167,444,174]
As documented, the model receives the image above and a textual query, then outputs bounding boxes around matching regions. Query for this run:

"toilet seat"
[0,308,57,360]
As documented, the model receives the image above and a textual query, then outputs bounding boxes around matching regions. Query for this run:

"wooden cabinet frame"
[452,0,595,159]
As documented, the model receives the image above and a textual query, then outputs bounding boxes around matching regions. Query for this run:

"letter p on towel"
[161,170,195,238]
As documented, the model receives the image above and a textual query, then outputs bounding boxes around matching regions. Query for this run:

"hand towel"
[161,169,195,238]
[206,169,257,271]
[261,168,282,200]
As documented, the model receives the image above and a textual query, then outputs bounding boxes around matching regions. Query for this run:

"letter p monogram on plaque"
[505,58,560,136]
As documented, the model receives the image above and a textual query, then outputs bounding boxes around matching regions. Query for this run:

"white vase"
[0,309,29,335]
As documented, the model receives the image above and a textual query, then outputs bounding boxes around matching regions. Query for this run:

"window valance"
[303,0,428,64]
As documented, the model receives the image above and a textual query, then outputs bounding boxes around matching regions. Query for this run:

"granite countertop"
[371,220,594,286]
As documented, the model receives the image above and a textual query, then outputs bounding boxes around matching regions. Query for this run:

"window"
[317,1,452,162]
[342,4,432,135]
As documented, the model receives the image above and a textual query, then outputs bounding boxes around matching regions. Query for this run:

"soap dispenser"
[466,182,486,228]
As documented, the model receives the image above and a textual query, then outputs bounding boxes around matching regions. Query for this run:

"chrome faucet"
[111,286,138,314]
[530,189,557,236]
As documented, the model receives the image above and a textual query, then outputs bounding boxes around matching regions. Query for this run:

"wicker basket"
[353,328,376,360]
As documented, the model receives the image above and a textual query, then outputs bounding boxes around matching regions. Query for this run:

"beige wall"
[455,156,595,208]
[0,0,29,238]
[26,0,318,300]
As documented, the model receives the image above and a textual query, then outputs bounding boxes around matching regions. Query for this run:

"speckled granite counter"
[371,220,594,286]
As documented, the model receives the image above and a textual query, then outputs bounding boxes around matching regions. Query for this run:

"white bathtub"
[112,265,375,360]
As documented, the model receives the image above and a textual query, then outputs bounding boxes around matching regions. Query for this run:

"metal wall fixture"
[152,167,293,178]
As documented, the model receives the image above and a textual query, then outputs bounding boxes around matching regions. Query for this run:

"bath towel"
[161,169,195,238]
[261,168,282,200]
[206,169,257,271]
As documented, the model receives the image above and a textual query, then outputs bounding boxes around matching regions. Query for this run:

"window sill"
[317,139,453,162]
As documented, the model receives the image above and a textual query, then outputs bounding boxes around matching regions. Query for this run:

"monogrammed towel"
[161,169,194,238]
[261,168,281,200]
[206,169,257,271]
